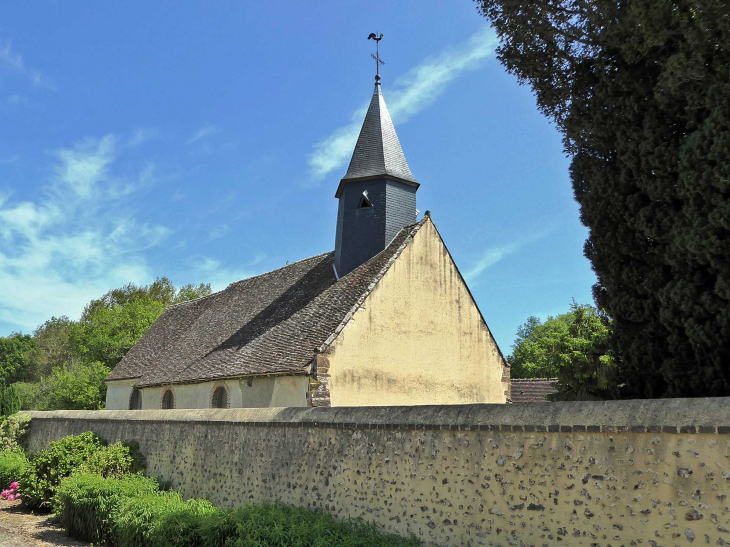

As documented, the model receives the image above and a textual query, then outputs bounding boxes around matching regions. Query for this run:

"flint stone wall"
[25,398,730,546]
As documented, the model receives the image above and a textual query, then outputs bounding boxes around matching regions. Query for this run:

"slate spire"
[335,82,418,198]
[334,79,419,277]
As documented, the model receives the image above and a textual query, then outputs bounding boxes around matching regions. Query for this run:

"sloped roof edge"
[317,216,428,354]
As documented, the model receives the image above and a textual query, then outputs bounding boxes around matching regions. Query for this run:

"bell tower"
[334,73,419,277]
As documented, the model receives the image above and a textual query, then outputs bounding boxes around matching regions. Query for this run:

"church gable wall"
[324,217,508,406]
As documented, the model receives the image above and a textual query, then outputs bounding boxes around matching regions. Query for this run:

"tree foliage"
[509,303,614,400]
[508,315,570,379]
[26,317,75,381]
[41,362,112,411]
[0,334,35,385]
[71,278,211,370]
[477,0,730,397]
[4,276,210,411]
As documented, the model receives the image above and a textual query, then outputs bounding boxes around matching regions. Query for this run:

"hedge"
[55,474,421,547]
[20,432,145,508]
[54,473,160,544]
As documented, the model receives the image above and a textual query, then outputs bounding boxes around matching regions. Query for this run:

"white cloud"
[128,127,160,146]
[463,227,555,283]
[0,134,171,333]
[51,135,116,199]
[186,124,221,145]
[187,255,262,293]
[463,241,523,282]
[0,40,54,89]
[307,27,497,181]
[207,224,229,241]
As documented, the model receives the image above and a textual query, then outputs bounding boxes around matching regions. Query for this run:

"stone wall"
[25,398,730,546]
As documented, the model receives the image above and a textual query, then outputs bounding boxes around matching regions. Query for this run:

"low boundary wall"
[26,398,730,546]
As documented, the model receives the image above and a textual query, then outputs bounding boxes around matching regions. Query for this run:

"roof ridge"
[163,251,335,314]
[511,378,558,382]
[317,216,427,353]
[225,251,333,289]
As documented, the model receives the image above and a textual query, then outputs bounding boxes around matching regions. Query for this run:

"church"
[105,71,510,410]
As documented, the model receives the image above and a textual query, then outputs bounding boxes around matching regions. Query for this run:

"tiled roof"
[107,219,426,387]
[510,378,558,403]
[339,83,417,193]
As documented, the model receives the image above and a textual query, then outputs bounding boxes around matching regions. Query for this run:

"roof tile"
[107,220,426,387]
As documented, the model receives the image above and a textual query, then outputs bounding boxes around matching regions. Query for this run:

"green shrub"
[21,431,105,508]
[0,450,29,490]
[21,432,145,508]
[13,382,41,411]
[0,413,30,451]
[219,503,421,547]
[54,472,159,544]
[113,491,215,547]
[0,383,21,416]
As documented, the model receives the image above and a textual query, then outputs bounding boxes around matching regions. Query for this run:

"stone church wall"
[24,398,730,547]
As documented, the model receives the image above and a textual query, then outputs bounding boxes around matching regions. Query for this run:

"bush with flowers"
[0,448,29,495]
[1,480,20,502]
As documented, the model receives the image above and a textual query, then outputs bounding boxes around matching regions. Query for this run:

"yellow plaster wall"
[105,376,309,410]
[324,218,508,406]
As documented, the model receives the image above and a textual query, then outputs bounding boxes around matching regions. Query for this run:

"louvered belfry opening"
[334,80,419,277]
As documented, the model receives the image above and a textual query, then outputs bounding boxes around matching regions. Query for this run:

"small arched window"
[161,389,175,409]
[129,388,142,410]
[211,386,228,409]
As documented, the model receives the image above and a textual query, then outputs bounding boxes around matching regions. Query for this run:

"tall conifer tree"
[476,1,729,396]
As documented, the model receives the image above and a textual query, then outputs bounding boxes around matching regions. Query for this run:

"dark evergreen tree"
[476,0,730,397]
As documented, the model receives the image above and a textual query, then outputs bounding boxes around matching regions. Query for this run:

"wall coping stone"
[25,397,730,433]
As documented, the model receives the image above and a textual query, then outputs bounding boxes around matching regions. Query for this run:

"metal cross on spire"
[367,33,384,82]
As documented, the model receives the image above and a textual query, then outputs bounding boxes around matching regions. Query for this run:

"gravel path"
[0,499,89,547]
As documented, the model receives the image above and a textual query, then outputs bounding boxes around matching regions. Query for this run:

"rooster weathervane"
[368,33,384,82]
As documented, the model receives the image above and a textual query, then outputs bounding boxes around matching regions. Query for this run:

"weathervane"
[367,33,384,82]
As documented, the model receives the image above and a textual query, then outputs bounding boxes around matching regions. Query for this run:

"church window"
[129,388,142,410]
[161,389,175,409]
[211,386,228,408]
[358,191,373,208]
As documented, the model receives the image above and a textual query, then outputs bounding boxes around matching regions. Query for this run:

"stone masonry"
[25,398,730,546]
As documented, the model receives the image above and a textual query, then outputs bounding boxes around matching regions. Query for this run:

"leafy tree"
[509,303,615,400]
[547,304,615,401]
[2,276,211,411]
[0,333,35,384]
[71,278,211,370]
[82,277,211,320]
[0,382,21,416]
[70,298,165,369]
[25,317,75,381]
[40,362,111,411]
[173,282,212,305]
[509,314,571,379]
[13,382,41,411]
[476,0,730,397]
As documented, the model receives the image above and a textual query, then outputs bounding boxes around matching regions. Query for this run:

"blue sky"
[0,1,597,354]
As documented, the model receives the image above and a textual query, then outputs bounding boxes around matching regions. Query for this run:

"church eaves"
[335,82,418,198]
